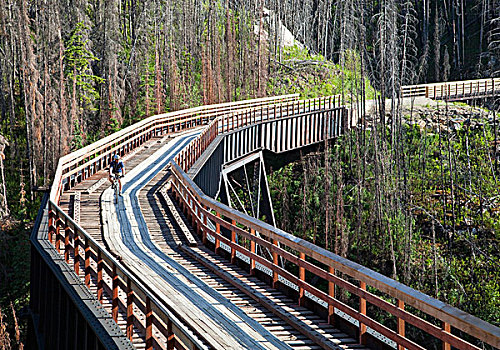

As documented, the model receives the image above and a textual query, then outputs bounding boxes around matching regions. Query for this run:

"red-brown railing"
[47,201,209,350]
[170,163,500,350]
[41,77,500,349]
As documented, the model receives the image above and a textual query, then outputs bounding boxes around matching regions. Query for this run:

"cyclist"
[109,154,125,196]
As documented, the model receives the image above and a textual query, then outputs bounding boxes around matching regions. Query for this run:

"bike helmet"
[113,154,119,160]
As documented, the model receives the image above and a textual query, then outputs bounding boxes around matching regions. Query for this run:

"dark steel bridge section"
[189,107,348,199]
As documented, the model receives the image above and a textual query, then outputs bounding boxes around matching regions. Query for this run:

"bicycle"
[111,173,123,203]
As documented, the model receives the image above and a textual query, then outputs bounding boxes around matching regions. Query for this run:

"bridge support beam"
[218,151,276,227]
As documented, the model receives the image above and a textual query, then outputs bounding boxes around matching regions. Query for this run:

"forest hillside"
[0,0,499,347]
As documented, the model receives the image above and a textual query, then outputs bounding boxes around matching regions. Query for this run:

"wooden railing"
[40,80,500,349]
[402,77,500,99]
[169,162,500,350]
[169,96,500,349]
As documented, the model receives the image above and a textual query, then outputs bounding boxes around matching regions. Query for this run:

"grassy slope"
[268,45,375,100]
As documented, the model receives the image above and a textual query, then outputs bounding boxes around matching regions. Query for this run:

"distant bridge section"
[402,77,500,100]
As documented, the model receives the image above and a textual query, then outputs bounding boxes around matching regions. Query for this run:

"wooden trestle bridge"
[30,78,500,350]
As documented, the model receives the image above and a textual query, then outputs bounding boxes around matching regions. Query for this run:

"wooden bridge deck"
[59,129,368,350]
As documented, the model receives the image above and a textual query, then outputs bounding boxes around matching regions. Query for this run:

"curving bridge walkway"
[100,130,290,350]
[63,127,362,350]
[30,80,500,350]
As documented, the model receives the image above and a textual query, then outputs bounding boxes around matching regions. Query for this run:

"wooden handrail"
[41,79,500,348]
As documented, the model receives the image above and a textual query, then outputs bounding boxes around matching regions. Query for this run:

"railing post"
[272,239,278,288]
[97,249,103,303]
[84,237,90,287]
[189,196,195,227]
[195,204,201,236]
[215,212,221,254]
[167,319,175,350]
[328,266,335,325]
[112,263,119,322]
[126,278,134,341]
[48,206,55,244]
[202,206,208,245]
[250,228,256,275]
[74,230,80,275]
[359,281,367,344]
[397,299,405,350]
[442,322,451,350]
[231,219,236,264]
[64,219,70,263]
[299,252,305,306]
[146,297,153,350]
[55,217,61,253]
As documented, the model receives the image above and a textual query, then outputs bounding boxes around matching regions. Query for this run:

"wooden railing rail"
[217,94,342,134]
[402,77,500,99]
[50,94,299,203]
[47,199,211,350]
[170,151,500,349]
